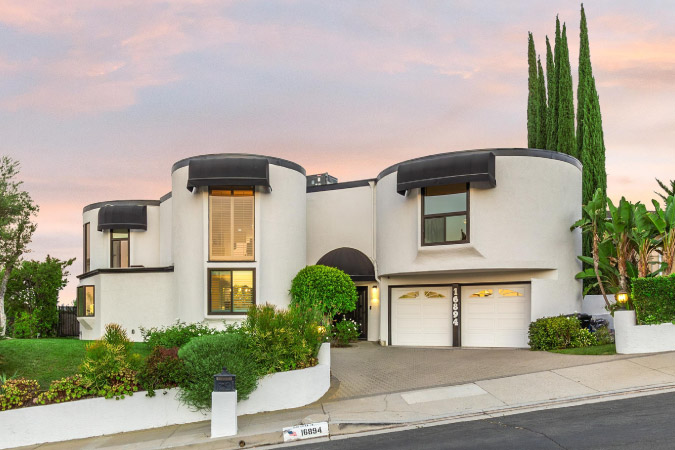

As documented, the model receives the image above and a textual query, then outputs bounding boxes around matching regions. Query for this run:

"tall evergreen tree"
[581,79,606,208]
[544,36,556,151]
[546,17,562,151]
[556,23,576,157]
[536,56,547,148]
[576,4,591,159]
[527,32,538,148]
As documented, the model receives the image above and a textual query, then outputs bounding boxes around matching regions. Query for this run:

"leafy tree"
[5,256,74,337]
[546,17,561,151]
[544,35,556,151]
[556,23,576,157]
[633,203,658,278]
[536,56,547,148]
[649,196,675,275]
[527,32,538,148]
[0,157,38,337]
[289,265,357,319]
[655,178,675,203]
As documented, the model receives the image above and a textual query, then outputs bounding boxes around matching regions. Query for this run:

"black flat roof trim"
[377,148,582,181]
[77,266,175,280]
[172,153,306,176]
[83,200,161,213]
[160,192,172,202]
[307,179,375,193]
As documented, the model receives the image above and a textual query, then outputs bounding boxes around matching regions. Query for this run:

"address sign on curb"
[282,422,329,442]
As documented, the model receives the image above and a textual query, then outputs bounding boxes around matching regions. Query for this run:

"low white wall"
[615,310,675,354]
[0,343,330,449]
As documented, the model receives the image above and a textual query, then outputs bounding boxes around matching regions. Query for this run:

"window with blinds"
[209,188,254,261]
[209,269,255,314]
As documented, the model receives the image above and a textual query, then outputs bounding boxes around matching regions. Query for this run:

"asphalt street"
[295,391,675,450]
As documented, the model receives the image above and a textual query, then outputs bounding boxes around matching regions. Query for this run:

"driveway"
[329,342,631,399]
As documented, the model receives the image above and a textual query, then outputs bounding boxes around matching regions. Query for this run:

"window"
[77,286,95,317]
[83,223,90,273]
[422,184,468,245]
[209,269,255,314]
[209,188,254,261]
[110,229,129,268]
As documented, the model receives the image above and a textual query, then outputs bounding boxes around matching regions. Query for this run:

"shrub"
[35,375,90,405]
[289,265,357,319]
[137,346,187,397]
[528,315,598,351]
[12,311,39,338]
[333,318,360,346]
[0,378,40,410]
[240,304,326,374]
[140,320,220,349]
[632,274,675,325]
[593,325,614,345]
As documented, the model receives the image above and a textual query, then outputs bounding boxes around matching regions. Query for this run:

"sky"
[1,1,674,303]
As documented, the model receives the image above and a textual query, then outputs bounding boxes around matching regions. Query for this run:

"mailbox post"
[211,367,237,438]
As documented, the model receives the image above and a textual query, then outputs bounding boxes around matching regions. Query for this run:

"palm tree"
[655,178,675,203]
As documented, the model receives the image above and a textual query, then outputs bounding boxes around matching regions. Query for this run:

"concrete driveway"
[330,341,631,399]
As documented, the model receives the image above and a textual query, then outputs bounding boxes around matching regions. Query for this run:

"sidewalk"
[21,351,675,450]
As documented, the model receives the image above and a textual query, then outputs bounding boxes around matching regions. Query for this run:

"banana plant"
[633,202,659,278]
[606,196,635,294]
[650,195,675,275]
[571,188,611,307]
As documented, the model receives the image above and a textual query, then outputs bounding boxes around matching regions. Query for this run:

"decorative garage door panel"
[391,287,452,346]
[461,285,530,348]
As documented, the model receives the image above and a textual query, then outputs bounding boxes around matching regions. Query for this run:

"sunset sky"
[2,1,674,302]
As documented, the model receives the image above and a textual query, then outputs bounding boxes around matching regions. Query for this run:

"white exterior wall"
[79,272,174,341]
[375,155,583,344]
[306,184,375,264]
[83,209,109,272]
[159,197,173,266]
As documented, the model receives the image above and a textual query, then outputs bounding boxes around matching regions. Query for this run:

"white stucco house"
[77,148,582,348]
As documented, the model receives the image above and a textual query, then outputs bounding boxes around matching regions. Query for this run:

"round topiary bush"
[289,265,357,319]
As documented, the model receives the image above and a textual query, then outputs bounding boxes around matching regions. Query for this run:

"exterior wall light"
[371,285,379,305]
[615,291,629,305]
[214,367,236,392]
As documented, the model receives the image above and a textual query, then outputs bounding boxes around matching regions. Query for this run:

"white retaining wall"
[0,343,330,449]
[615,310,675,354]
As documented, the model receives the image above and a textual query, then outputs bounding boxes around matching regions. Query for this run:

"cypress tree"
[544,36,556,151]
[556,23,576,157]
[536,56,547,148]
[577,4,591,159]
[527,32,538,148]
[546,17,562,151]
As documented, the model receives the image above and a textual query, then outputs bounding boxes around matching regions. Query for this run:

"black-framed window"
[422,184,469,245]
[208,269,255,314]
[110,229,129,268]
[209,188,254,261]
[77,285,95,317]
[83,223,90,273]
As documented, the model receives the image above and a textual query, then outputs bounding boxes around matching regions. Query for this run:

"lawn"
[550,343,616,355]
[0,338,151,389]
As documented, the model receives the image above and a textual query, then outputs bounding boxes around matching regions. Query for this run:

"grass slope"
[0,338,150,389]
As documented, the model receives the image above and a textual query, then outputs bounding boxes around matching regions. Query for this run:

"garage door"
[391,287,452,346]
[461,284,530,348]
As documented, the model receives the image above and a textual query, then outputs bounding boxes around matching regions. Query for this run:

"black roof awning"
[97,205,147,231]
[187,157,270,191]
[316,247,376,282]
[396,151,496,195]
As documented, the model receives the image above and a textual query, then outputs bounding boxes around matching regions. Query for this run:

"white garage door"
[391,287,452,346]
[461,284,530,348]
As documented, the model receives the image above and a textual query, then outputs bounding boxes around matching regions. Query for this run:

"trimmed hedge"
[289,265,357,318]
[528,316,597,351]
[632,274,675,325]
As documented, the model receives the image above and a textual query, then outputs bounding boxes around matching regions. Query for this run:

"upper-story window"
[422,184,469,245]
[209,188,254,261]
[83,223,90,273]
[110,229,130,268]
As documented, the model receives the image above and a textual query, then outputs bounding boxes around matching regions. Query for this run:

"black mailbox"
[214,367,236,392]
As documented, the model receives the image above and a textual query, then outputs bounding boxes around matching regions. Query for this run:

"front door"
[344,286,368,340]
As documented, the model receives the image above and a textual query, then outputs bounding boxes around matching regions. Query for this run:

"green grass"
[550,343,616,355]
[0,338,150,389]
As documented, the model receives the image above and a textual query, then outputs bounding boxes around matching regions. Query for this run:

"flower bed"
[614,310,675,354]
[0,343,330,449]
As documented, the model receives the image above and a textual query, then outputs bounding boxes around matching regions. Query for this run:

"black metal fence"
[57,305,80,337]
